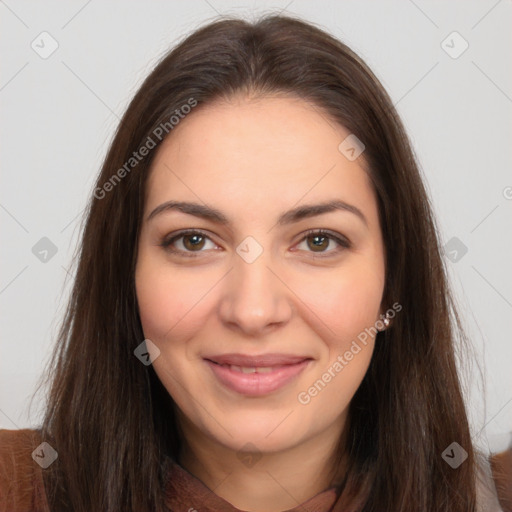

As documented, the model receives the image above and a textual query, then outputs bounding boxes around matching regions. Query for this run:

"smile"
[204,357,312,396]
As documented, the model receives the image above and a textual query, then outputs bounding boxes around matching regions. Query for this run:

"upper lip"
[205,353,311,367]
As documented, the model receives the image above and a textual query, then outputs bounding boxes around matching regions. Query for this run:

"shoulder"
[0,428,49,512]
[475,450,505,512]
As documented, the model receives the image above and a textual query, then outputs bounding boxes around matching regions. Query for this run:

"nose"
[218,245,293,336]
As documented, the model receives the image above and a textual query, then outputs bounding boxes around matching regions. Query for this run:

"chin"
[216,416,309,452]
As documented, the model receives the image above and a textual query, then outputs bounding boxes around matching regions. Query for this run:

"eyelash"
[160,229,351,259]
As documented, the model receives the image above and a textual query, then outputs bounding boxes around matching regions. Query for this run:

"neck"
[176,415,348,512]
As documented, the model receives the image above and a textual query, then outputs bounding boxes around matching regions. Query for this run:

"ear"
[377,301,402,331]
[376,307,392,332]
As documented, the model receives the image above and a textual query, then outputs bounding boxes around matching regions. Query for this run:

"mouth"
[204,353,312,396]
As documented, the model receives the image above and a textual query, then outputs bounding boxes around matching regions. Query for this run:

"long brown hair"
[36,14,478,511]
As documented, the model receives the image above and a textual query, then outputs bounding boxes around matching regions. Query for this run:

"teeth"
[254,367,273,373]
[222,364,275,374]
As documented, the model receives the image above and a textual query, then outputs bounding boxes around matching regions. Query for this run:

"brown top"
[2,428,504,511]
[0,428,349,512]
[163,457,342,512]
[0,429,49,512]
[490,448,512,512]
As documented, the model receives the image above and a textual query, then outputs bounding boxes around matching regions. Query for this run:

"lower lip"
[205,359,311,396]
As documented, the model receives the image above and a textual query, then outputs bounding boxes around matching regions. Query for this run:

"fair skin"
[135,94,387,512]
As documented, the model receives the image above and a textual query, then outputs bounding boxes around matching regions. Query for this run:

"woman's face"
[135,94,386,455]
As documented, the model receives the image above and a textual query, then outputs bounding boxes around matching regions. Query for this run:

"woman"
[0,13,503,512]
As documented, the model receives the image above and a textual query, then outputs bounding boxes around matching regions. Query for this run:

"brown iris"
[307,234,329,252]
[182,233,206,251]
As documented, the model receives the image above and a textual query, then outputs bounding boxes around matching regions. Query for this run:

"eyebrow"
[146,199,368,227]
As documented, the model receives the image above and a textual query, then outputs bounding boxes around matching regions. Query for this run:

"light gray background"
[1,0,511,455]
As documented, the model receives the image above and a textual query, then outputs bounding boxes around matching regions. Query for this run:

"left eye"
[295,229,351,255]
[161,229,350,257]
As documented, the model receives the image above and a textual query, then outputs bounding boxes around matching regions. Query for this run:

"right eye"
[160,229,219,257]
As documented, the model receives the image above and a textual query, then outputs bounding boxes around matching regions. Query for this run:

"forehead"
[145,94,377,224]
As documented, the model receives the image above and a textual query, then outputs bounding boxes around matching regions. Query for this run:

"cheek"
[136,260,198,342]
[136,255,227,352]
[137,254,384,348]
[292,261,384,344]
[293,268,382,415]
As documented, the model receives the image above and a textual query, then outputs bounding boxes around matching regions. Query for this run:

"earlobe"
[376,310,392,332]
